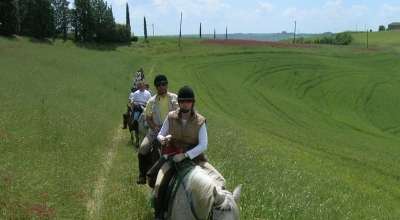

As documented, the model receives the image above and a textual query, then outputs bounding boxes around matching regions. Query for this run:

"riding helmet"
[153,74,168,86]
[178,86,195,101]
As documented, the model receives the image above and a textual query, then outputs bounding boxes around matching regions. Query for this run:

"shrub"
[334,32,353,45]
[131,36,138,42]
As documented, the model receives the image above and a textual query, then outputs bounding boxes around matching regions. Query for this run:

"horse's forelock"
[185,166,239,219]
[213,190,240,220]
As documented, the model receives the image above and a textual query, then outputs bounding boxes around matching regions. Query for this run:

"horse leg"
[133,120,140,147]
[122,113,128,129]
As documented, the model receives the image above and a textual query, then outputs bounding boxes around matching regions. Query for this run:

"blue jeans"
[133,111,141,121]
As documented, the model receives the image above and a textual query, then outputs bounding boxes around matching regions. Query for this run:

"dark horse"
[127,105,147,147]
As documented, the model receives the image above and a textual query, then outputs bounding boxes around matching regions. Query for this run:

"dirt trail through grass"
[85,126,124,220]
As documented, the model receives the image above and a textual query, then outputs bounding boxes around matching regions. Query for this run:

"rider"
[131,81,151,146]
[144,83,153,96]
[140,68,145,81]
[135,69,142,85]
[122,85,139,129]
[136,75,179,185]
[151,86,226,219]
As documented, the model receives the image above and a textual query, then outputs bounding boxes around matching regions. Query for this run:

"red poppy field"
[200,39,322,49]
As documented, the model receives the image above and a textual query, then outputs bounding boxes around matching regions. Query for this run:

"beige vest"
[168,109,206,150]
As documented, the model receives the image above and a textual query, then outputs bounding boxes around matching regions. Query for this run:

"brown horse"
[146,140,164,188]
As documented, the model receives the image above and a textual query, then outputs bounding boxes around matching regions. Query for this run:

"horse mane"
[185,166,239,218]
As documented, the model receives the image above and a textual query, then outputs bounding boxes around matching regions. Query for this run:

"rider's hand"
[173,153,188,162]
[160,137,168,145]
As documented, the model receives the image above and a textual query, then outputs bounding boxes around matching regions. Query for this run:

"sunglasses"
[178,100,193,103]
[155,82,168,87]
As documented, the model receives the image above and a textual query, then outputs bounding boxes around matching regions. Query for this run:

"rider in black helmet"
[136,75,179,185]
[149,86,226,219]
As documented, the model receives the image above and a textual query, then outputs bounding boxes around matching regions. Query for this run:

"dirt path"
[85,126,124,220]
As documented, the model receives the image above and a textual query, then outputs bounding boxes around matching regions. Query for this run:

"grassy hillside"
[1,34,400,219]
[350,29,400,51]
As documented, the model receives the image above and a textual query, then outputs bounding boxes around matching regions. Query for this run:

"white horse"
[169,166,242,220]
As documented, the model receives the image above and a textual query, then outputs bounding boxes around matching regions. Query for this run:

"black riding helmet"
[154,74,168,86]
[178,86,195,101]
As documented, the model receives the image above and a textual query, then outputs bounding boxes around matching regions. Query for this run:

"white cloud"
[379,3,400,16]
[259,1,274,12]
[324,0,342,8]
[282,7,297,17]
[113,0,126,7]
[347,5,369,17]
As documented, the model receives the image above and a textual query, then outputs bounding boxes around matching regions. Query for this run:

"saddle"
[146,141,164,188]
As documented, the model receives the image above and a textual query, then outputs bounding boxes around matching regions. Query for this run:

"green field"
[1,32,400,219]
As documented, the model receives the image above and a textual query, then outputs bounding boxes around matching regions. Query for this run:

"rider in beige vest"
[152,86,226,220]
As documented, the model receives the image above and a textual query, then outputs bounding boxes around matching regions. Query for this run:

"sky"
[79,0,400,35]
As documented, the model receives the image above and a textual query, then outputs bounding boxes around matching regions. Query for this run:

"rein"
[173,162,202,220]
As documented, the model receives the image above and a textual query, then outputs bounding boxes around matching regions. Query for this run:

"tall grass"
[1,33,400,219]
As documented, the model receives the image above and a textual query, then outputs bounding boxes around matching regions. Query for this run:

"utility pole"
[179,12,182,46]
[226,27,227,39]
[152,23,154,37]
[366,24,369,48]
[293,21,296,44]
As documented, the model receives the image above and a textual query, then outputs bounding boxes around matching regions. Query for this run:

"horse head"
[211,184,242,220]
[171,166,242,220]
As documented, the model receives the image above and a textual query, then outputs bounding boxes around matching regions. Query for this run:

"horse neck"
[185,167,223,218]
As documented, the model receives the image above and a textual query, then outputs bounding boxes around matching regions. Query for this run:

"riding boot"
[133,120,139,131]
[146,156,166,178]
[136,153,147,185]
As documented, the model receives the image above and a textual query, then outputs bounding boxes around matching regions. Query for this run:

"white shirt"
[157,116,208,159]
[128,92,135,100]
[132,90,151,105]
[135,71,142,80]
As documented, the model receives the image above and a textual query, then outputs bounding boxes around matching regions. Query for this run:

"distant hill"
[177,32,334,42]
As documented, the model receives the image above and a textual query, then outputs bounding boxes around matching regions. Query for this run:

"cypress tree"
[199,22,201,38]
[73,0,95,42]
[125,3,130,41]
[32,0,55,39]
[52,0,70,41]
[143,16,147,40]
[0,0,20,36]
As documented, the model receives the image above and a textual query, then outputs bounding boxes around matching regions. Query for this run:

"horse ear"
[213,186,218,198]
[213,186,224,205]
[233,184,242,202]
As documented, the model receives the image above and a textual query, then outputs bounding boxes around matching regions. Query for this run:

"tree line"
[0,0,139,43]
[293,32,354,45]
